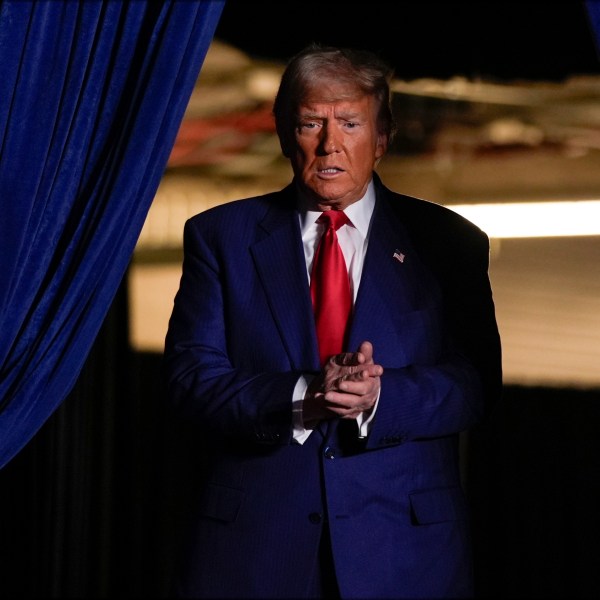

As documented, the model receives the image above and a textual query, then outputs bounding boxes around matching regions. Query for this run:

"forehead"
[298,88,375,118]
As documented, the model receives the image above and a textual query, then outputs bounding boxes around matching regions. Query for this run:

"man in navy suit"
[163,43,502,599]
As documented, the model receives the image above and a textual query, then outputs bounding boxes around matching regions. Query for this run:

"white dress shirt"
[292,179,379,444]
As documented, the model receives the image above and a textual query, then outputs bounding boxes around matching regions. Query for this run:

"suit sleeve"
[365,221,502,450]
[162,217,300,447]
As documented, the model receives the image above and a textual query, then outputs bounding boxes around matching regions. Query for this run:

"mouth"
[318,167,343,176]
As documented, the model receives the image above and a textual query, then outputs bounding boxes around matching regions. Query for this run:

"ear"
[375,133,388,160]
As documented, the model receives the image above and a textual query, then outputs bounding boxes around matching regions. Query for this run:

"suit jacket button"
[308,512,322,524]
[324,446,335,459]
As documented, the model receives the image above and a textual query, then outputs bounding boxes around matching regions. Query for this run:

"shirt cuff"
[355,385,381,438]
[292,374,316,445]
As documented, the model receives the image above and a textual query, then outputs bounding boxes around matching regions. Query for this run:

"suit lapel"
[250,188,320,371]
[347,188,421,352]
[248,181,430,368]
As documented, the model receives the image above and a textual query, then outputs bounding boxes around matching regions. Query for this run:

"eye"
[298,120,319,131]
[344,121,358,129]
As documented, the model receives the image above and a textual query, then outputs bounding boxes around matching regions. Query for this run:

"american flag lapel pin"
[393,249,405,263]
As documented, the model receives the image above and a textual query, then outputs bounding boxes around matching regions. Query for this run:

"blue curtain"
[0,0,225,469]
[586,0,600,56]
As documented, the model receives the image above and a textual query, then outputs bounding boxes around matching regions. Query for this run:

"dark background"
[1,2,600,598]
[215,1,600,81]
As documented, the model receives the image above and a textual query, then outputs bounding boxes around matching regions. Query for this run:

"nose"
[321,125,339,153]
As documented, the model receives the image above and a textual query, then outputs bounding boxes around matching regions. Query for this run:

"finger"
[334,351,362,367]
[338,370,367,388]
[337,384,378,402]
[325,383,379,407]
[357,341,374,363]
[339,365,382,386]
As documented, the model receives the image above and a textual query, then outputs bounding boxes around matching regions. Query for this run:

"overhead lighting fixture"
[447,200,600,238]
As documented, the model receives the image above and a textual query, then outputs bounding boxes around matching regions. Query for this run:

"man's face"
[287,82,388,211]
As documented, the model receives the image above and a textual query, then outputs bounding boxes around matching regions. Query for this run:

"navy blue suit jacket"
[163,173,502,598]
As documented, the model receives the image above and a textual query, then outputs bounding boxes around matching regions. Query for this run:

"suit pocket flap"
[409,486,467,525]
[199,483,244,523]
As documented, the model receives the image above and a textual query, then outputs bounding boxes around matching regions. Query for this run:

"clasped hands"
[304,341,383,423]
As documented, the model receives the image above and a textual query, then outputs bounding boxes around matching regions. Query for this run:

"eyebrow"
[298,110,363,120]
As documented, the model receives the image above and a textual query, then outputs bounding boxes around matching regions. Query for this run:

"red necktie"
[310,210,352,366]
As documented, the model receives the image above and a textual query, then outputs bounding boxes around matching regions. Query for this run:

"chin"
[313,183,346,202]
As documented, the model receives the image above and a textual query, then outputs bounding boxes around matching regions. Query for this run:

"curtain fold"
[0,0,225,468]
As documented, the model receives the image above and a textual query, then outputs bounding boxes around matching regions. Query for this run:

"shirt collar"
[298,179,376,239]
